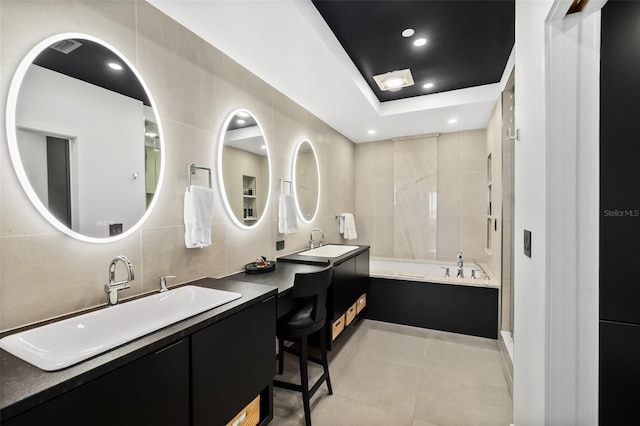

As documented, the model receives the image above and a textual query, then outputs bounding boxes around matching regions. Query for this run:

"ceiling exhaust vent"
[373,69,415,92]
[49,39,83,54]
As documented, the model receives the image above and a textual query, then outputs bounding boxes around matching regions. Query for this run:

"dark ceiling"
[312,0,515,102]
[33,38,151,106]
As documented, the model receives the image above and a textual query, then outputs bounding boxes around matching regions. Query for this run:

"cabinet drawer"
[226,395,260,426]
[332,314,346,340]
[345,302,357,326]
[356,293,367,314]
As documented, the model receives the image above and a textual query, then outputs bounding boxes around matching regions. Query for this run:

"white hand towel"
[340,213,357,240]
[184,185,214,248]
[278,194,298,235]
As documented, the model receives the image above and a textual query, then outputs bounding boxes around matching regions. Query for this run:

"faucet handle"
[471,269,477,279]
[441,266,450,277]
[159,275,176,292]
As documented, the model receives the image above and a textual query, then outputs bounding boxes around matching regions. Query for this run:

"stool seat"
[274,263,334,426]
[277,302,325,337]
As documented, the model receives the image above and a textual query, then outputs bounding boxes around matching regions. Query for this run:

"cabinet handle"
[154,339,184,355]
[232,411,247,426]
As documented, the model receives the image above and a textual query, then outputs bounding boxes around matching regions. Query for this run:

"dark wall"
[599,1,640,424]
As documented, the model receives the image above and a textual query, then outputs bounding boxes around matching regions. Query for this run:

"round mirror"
[218,109,271,229]
[292,139,320,223]
[6,33,164,243]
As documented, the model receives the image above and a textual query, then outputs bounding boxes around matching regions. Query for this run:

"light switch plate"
[524,229,532,257]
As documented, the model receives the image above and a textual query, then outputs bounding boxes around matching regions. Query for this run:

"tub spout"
[456,252,464,278]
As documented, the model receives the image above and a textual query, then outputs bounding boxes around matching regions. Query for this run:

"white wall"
[513,0,554,423]
[16,64,146,237]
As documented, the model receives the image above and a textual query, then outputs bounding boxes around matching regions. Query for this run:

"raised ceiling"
[312,0,514,102]
[147,0,515,143]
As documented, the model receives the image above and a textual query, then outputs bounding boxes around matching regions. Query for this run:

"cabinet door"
[600,321,640,425]
[331,257,356,321]
[191,297,276,426]
[355,250,370,298]
[5,339,190,426]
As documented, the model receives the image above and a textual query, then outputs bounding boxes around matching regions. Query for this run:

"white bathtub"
[369,257,499,289]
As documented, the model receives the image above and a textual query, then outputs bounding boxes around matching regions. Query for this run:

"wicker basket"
[226,395,260,426]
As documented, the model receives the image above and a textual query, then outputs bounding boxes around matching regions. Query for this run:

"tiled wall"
[0,1,355,331]
[354,130,487,263]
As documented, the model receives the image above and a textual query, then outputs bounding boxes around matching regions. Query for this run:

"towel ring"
[188,163,212,191]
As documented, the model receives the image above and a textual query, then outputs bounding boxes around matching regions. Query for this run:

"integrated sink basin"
[298,244,360,258]
[0,286,241,371]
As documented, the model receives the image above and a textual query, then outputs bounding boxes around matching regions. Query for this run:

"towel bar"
[188,163,212,190]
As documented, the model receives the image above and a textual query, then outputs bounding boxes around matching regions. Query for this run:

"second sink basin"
[298,244,360,258]
[0,286,241,371]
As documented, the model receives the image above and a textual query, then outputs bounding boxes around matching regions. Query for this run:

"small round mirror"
[292,139,320,223]
[218,109,271,229]
[6,33,164,243]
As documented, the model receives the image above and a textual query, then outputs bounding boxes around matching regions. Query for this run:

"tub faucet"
[105,255,134,305]
[456,252,464,278]
[309,228,325,249]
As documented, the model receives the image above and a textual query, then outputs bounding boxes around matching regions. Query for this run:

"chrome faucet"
[309,228,325,249]
[159,275,176,292]
[456,252,464,278]
[104,255,134,305]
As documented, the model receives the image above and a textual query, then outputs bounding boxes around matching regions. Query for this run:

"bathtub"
[367,257,500,339]
[369,257,499,289]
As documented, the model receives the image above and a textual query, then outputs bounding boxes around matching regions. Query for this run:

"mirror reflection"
[293,139,320,223]
[8,34,163,241]
[218,109,271,228]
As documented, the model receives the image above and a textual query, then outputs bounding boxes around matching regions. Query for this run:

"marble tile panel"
[461,171,487,217]
[437,171,461,218]
[460,129,487,173]
[393,137,437,190]
[436,215,461,263]
[372,215,394,258]
[355,178,374,217]
[437,132,461,173]
[373,176,395,217]
[355,142,374,179]
[460,216,488,261]
[374,140,394,178]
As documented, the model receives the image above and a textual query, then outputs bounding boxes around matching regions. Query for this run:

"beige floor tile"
[332,355,421,416]
[311,394,413,426]
[423,339,508,388]
[352,327,427,369]
[412,419,440,426]
[414,371,512,426]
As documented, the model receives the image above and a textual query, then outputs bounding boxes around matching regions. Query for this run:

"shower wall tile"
[437,216,461,263]
[437,172,461,218]
[355,143,375,178]
[461,171,487,217]
[374,177,395,217]
[373,216,394,258]
[460,130,487,173]
[460,216,487,261]
[437,132,461,173]
[374,140,395,178]
[355,178,374,217]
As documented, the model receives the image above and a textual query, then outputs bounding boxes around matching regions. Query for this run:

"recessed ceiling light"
[236,119,246,125]
[401,28,415,38]
[145,131,158,138]
[236,111,250,118]
[107,62,123,71]
[448,118,458,124]
[373,69,415,91]
[413,38,427,47]
[368,129,376,135]
[423,82,434,89]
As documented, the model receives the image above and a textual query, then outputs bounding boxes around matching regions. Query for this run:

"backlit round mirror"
[218,109,271,229]
[6,33,164,243]
[292,139,320,223]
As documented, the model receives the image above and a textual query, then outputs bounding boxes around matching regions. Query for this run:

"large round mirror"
[292,139,320,223]
[6,33,164,243]
[218,109,271,229]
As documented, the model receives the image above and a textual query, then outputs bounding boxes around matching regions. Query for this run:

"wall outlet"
[276,240,285,251]
[524,229,532,257]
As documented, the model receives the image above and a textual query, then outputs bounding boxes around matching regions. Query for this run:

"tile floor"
[272,319,512,426]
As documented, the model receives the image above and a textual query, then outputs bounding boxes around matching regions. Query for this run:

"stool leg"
[299,335,312,426]
[278,336,285,375]
[319,324,333,395]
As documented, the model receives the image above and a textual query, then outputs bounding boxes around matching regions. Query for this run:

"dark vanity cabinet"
[2,286,277,426]
[192,295,276,426]
[4,339,190,426]
[331,250,369,322]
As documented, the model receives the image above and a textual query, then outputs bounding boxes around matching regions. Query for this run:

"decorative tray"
[244,260,276,274]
